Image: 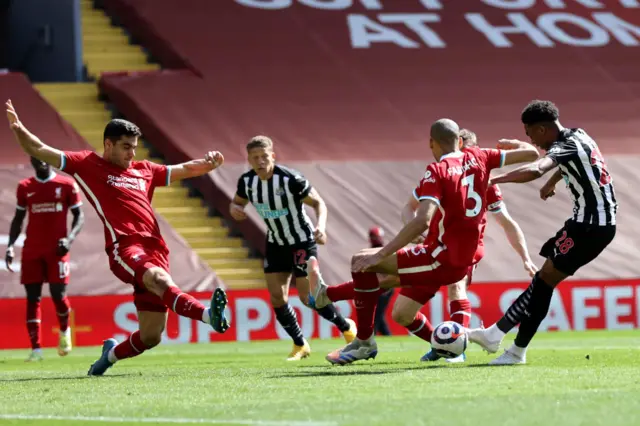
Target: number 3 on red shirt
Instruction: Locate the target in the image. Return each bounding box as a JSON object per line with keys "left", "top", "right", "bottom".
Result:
{"left": 462, "top": 174, "right": 482, "bottom": 217}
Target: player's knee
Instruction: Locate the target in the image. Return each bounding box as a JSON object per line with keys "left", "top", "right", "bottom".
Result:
{"left": 50, "top": 284, "right": 67, "bottom": 301}
{"left": 270, "top": 292, "right": 287, "bottom": 308}
{"left": 144, "top": 267, "right": 173, "bottom": 295}
{"left": 391, "top": 305, "right": 414, "bottom": 326}
{"left": 25, "top": 285, "right": 43, "bottom": 303}
{"left": 447, "top": 282, "right": 466, "bottom": 301}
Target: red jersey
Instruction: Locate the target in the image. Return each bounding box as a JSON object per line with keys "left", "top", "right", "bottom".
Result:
{"left": 60, "top": 151, "right": 171, "bottom": 250}
{"left": 413, "top": 146, "right": 505, "bottom": 268}
{"left": 16, "top": 173, "right": 82, "bottom": 259}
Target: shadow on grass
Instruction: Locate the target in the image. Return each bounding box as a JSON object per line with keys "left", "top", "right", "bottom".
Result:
{"left": 0, "top": 373, "right": 131, "bottom": 383}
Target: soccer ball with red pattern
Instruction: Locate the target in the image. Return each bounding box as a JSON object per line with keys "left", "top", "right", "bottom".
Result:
{"left": 430, "top": 321, "right": 468, "bottom": 359}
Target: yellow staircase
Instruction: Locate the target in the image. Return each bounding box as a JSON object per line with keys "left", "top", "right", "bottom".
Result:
{"left": 33, "top": 1, "right": 265, "bottom": 290}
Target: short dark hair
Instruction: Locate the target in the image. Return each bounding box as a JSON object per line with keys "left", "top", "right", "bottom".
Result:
{"left": 459, "top": 128, "right": 477, "bottom": 148}
{"left": 430, "top": 118, "right": 459, "bottom": 146}
{"left": 521, "top": 100, "right": 559, "bottom": 125}
{"left": 103, "top": 119, "right": 141, "bottom": 144}
{"left": 246, "top": 135, "right": 273, "bottom": 152}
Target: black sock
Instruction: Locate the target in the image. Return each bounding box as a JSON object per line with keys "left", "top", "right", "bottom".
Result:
{"left": 514, "top": 278, "right": 554, "bottom": 348}
{"left": 316, "top": 304, "right": 350, "bottom": 332}
{"left": 496, "top": 273, "right": 539, "bottom": 333}
{"left": 274, "top": 304, "right": 305, "bottom": 346}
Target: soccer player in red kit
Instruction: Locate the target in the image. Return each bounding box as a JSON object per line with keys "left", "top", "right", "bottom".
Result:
{"left": 308, "top": 118, "right": 539, "bottom": 364}
{"left": 5, "top": 157, "right": 84, "bottom": 361}
{"left": 6, "top": 99, "right": 230, "bottom": 375}
{"left": 393, "top": 129, "right": 537, "bottom": 363}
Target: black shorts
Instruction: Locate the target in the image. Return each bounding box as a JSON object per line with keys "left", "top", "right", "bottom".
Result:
{"left": 264, "top": 241, "right": 318, "bottom": 278}
{"left": 540, "top": 220, "right": 616, "bottom": 276}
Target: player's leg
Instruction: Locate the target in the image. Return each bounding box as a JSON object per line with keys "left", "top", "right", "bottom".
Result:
{"left": 374, "top": 288, "right": 394, "bottom": 336}
{"left": 294, "top": 247, "right": 356, "bottom": 343}
{"left": 391, "top": 292, "right": 433, "bottom": 343}
{"left": 448, "top": 272, "right": 472, "bottom": 328}
{"left": 24, "top": 282, "right": 44, "bottom": 362}
{"left": 266, "top": 272, "right": 309, "bottom": 360}
{"left": 49, "top": 283, "right": 72, "bottom": 356}
{"left": 143, "top": 266, "right": 228, "bottom": 333}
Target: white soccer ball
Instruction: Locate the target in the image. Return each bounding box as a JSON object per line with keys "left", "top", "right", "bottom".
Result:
{"left": 430, "top": 321, "right": 468, "bottom": 359}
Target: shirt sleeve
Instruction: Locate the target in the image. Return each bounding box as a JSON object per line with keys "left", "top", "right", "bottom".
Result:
{"left": 67, "top": 181, "right": 83, "bottom": 209}
{"left": 412, "top": 164, "right": 442, "bottom": 205}
{"left": 288, "top": 172, "right": 312, "bottom": 199}
{"left": 236, "top": 176, "right": 249, "bottom": 200}
{"left": 546, "top": 140, "right": 577, "bottom": 166}
{"left": 16, "top": 183, "right": 26, "bottom": 211}
{"left": 487, "top": 184, "right": 504, "bottom": 213}
{"left": 482, "top": 148, "right": 506, "bottom": 171}
{"left": 148, "top": 161, "right": 171, "bottom": 188}
{"left": 59, "top": 150, "right": 92, "bottom": 175}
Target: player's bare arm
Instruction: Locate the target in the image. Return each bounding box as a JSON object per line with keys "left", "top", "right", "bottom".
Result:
{"left": 491, "top": 156, "right": 556, "bottom": 185}
{"left": 5, "top": 208, "right": 26, "bottom": 273}
{"left": 492, "top": 207, "right": 537, "bottom": 278}
{"left": 58, "top": 207, "right": 85, "bottom": 256}
{"left": 5, "top": 100, "right": 63, "bottom": 168}
{"left": 540, "top": 169, "right": 563, "bottom": 200}
{"left": 352, "top": 199, "right": 438, "bottom": 272}
{"left": 401, "top": 195, "right": 425, "bottom": 244}
{"left": 229, "top": 194, "right": 249, "bottom": 221}
{"left": 169, "top": 151, "right": 224, "bottom": 182}
{"left": 302, "top": 187, "right": 328, "bottom": 244}
{"left": 496, "top": 139, "right": 540, "bottom": 166}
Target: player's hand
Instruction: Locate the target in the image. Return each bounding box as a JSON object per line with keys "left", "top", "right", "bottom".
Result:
{"left": 229, "top": 203, "right": 247, "bottom": 221}
{"left": 57, "top": 238, "right": 71, "bottom": 256}
{"left": 540, "top": 181, "right": 556, "bottom": 200}
{"left": 204, "top": 151, "right": 224, "bottom": 170}
{"left": 352, "top": 251, "right": 384, "bottom": 273}
{"left": 523, "top": 259, "right": 538, "bottom": 278}
{"left": 6, "top": 99, "right": 23, "bottom": 132}
{"left": 411, "top": 232, "right": 426, "bottom": 245}
{"left": 497, "top": 139, "right": 528, "bottom": 150}
{"left": 314, "top": 228, "right": 327, "bottom": 245}
{"left": 5, "top": 246, "right": 15, "bottom": 273}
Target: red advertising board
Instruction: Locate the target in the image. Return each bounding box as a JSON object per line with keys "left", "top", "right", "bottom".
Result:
{"left": 1, "top": 280, "right": 638, "bottom": 349}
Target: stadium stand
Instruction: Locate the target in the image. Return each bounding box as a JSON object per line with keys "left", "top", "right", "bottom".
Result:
{"left": 96, "top": 0, "right": 640, "bottom": 285}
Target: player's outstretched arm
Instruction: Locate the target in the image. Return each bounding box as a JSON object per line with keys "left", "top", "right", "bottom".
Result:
{"left": 5, "top": 208, "right": 26, "bottom": 272}
{"left": 401, "top": 195, "right": 426, "bottom": 244}
{"left": 6, "top": 100, "right": 62, "bottom": 168}
{"left": 169, "top": 151, "right": 224, "bottom": 183}
{"left": 540, "top": 169, "right": 563, "bottom": 200}
{"left": 352, "top": 199, "right": 438, "bottom": 272}
{"left": 491, "top": 156, "right": 556, "bottom": 185}
{"left": 497, "top": 139, "right": 540, "bottom": 166}
{"left": 302, "top": 188, "right": 328, "bottom": 244}
{"left": 492, "top": 206, "right": 537, "bottom": 278}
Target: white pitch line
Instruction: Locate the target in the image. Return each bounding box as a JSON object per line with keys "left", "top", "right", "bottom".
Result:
{"left": 0, "top": 414, "right": 337, "bottom": 426}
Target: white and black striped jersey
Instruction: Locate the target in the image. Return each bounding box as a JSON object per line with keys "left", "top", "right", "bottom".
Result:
{"left": 236, "top": 165, "right": 315, "bottom": 246}
{"left": 546, "top": 128, "right": 617, "bottom": 226}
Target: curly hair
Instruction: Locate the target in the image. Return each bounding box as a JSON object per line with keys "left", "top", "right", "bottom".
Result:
{"left": 521, "top": 100, "right": 559, "bottom": 125}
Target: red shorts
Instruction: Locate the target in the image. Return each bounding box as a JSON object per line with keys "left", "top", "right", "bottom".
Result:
{"left": 21, "top": 253, "right": 71, "bottom": 285}
{"left": 396, "top": 245, "right": 469, "bottom": 304}
{"left": 107, "top": 236, "right": 170, "bottom": 313}
{"left": 398, "top": 263, "right": 476, "bottom": 305}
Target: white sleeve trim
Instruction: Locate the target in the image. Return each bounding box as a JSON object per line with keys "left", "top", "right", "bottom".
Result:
{"left": 166, "top": 166, "right": 173, "bottom": 186}
{"left": 70, "top": 202, "right": 83, "bottom": 209}
{"left": 16, "top": 205, "right": 26, "bottom": 211}
{"left": 418, "top": 195, "right": 440, "bottom": 206}
{"left": 60, "top": 152, "right": 66, "bottom": 171}
{"left": 499, "top": 150, "right": 506, "bottom": 168}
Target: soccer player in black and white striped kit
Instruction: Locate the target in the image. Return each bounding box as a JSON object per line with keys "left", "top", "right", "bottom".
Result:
{"left": 230, "top": 136, "right": 356, "bottom": 360}
{"left": 468, "top": 100, "right": 617, "bottom": 365}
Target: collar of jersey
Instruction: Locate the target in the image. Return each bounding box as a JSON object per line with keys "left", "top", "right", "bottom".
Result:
{"left": 440, "top": 151, "right": 464, "bottom": 161}
{"left": 35, "top": 172, "right": 56, "bottom": 183}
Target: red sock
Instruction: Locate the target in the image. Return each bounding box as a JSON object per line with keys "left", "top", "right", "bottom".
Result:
{"left": 405, "top": 312, "right": 433, "bottom": 343}
{"left": 326, "top": 280, "right": 355, "bottom": 301}
{"left": 113, "top": 330, "right": 148, "bottom": 361}
{"left": 161, "top": 286, "right": 206, "bottom": 321}
{"left": 52, "top": 297, "right": 71, "bottom": 332}
{"left": 450, "top": 299, "right": 472, "bottom": 327}
{"left": 353, "top": 272, "right": 383, "bottom": 340}
{"left": 26, "top": 300, "right": 42, "bottom": 350}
